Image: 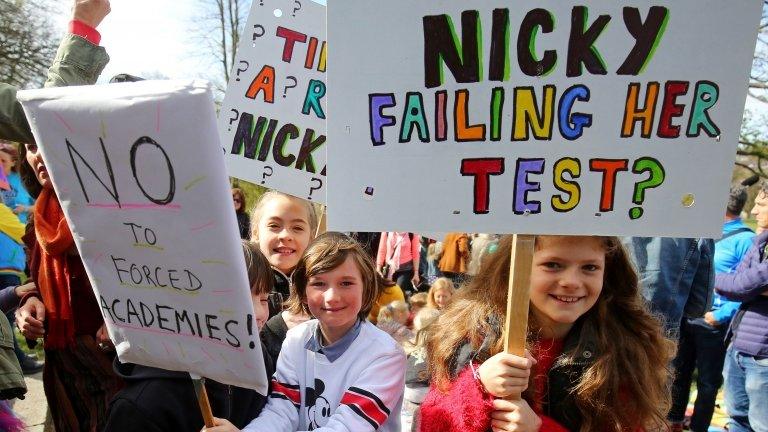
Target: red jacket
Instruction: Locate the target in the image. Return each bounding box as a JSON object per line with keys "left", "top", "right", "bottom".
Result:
{"left": 418, "top": 366, "right": 569, "bottom": 432}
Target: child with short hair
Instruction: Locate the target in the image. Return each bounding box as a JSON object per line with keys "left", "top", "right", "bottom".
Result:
{"left": 251, "top": 191, "right": 318, "bottom": 366}
{"left": 426, "top": 278, "right": 453, "bottom": 310}
{"left": 207, "top": 232, "right": 406, "bottom": 432}
{"left": 104, "top": 241, "right": 275, "bottom": 431}
{"left": 420, "top": 235, "right": 674, "bottom": 432}
{"left": 377, "top": 300, "right": 413, "bottom": 345}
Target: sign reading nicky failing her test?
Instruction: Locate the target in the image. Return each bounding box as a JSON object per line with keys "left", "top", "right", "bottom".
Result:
{"left": 17, "top": 80, "right": 268, "bottom": 393}
{"left": 327, "top": 0, "right": 761, "bottom": 237}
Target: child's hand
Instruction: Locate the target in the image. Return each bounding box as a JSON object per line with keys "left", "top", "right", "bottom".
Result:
{"left": 477, "top": 350, "right": 536, "bottom": 398}
{"left": 490, "top": 398, "right": 542, "bottom": 432}
{"left": 201, "top": 417, "right": 239, "bottom": 432}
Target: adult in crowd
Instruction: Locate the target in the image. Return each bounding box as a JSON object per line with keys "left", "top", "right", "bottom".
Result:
{"left": 669, "top": 184, "right": 755, "bottom": 432}
{"left": 350, "top": 232, "right": 381, "bottom": 261}
{"left": 12, "top": 2, "right": 124, "bottom": 431}
{"left": 438, "top": 232, "right": 469, "bottom": 288}
{"left": 377, "top": 231, "right": 420, "bottom": 295}
{"left": 0, "top": 143, "right": 34, "bottom": 224}
{"left": 232, "top": 187, "right": 250, "bottom": 239}
{"left": 716, "top": 181, "right": 768, "bottom": 432}
{"left": 622, "top": 236, "right": 715, "bottom": 340}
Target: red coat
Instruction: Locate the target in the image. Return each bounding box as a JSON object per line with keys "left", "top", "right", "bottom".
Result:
{"left": 418, "top": 366, "right": 569, "bottom": 432}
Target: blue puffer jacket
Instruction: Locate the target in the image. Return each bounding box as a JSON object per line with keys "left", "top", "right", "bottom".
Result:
{"left": 715, "top": 230, "right": 768, "bottom": 357}
{"left": 0, "top": 231, "right": 24, "bottom": 277}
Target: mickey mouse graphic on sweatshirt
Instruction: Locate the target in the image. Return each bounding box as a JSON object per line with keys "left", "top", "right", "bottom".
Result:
{"left": 242, "top": 319, "right": 406, "bottom": 432}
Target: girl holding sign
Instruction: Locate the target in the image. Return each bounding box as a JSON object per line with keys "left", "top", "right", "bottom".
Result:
{"left": 206, "top": 232, "right": 406, "bottom": 432}
{"left": 419, "top": 235, "right": 674, "bottom": 432}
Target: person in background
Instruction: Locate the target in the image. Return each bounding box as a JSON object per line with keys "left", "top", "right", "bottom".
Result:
{"left": 407, "top": 292, "right": 428, "bottom": 328}
{"left": 427, "top": 277, "right": 453, "bottom": 311}
{"left": 669, "top": 183, "right": 755, "bottom": 432}
{"left": 232, "top": 188, "right": 250, "bottom": 240}
{"left": 368, "top": 274, "right": 405, "bottom": 325}
{"left": 715, "top": 181, "right": 768, "bottom": 432}
{"left": 622, "top": 235, "right": 715, "bottom": 340}
{"left": 402, "top": 307, "right": 441, "bottom": 432}
{"left": 376, "top": 300, "right": 413, "bottom": 345}
{"left": 377, "top": 232, "right": 421, "bottom": 296}
{"left": 425, "top": 240, "right": 443, "bottom": 284}
{"left": 0, "top": 143, "right": 34, "bottom": 224}
{"left": 13, "top": 2, "right": 119, "bottom": 430}
{"left": 438, "top": 232, "right": 469, "bottom": 288}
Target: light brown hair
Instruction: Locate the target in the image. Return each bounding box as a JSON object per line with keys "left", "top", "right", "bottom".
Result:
{"left": 427, "top": 235, "right": 674, "bottom": 432}
{"left": 287, "top": 232, "right": 380, "bottom": 320}
{"left": 409, "top": 292, "right": 428, "bottom": 309}
{"left": 241, "top": 241, "right": 273, "bottom": 295}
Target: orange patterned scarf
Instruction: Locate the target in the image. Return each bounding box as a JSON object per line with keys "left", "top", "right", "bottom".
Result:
{"left": 33, "top": 188, "right": 75, "bottom": 348}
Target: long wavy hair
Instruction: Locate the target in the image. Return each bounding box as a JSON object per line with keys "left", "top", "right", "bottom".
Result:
{"left": 427, "top": 235, "right": 674, "bottom": 432}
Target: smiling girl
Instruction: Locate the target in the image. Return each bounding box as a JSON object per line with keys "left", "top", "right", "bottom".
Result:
{"left": 207, "top": 232, "right": 406, "bottom": 432}
{"left": 419, "top": 235, "right": 674, "bottom": 432}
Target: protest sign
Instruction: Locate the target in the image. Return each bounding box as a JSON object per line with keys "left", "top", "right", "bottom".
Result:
{"left": 219, "top": 0, "right": 327, "bottom": 203}
{"left": 327, "top": 0, "right": 762, "bottom": 237}
{"left": 17, "top": 80, "right": 268, "bottom": 393}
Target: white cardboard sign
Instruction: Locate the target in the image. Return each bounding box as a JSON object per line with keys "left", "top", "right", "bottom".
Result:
{"left": 327, "top": 0, "right": 761, "bottom": 237}
{"left": 219, "top": 0, "right": 327, "bottom": 203}
{"left": 18, "top": 80, "right": 267, "bottom": 393}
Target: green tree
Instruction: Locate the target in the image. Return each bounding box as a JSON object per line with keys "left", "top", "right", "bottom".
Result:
{"left": 0, "top": 0, "right": 60, "bottom": 88}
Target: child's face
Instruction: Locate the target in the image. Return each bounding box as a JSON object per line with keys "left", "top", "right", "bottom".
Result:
{"left": 251, "top": 291, "right": 270, "bottom": 330}
{"left": 254, "top": 196, "right": 311, "bottom": 274}
{"left": 305, "top": 255, "right": 364, "bottom": 345}
{"left": 529, "top": 236, "right": 605, "bottom": 338}
{"left": 434, "top": 288, "right": 452, "bottom": 309}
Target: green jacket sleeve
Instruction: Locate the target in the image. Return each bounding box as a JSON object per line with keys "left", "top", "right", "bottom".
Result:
{"left": 0, "top": 34, "right": 109, "bottom": 143}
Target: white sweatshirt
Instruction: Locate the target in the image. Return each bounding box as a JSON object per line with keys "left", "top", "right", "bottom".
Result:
{"left": 243, "top": 320, "right": 406, "bottom": 432}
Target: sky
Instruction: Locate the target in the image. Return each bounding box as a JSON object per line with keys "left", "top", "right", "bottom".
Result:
{"left": 53, "top": 0, "right": 325, "bottom": 84}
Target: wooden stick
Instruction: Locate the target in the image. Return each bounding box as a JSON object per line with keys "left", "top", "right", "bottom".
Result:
{"left": 315, "top": 205, "right": 327, "bottom": 237}
{"left": 190, "top": 374, "right": 215, "bottom": 428}
{"left": 503, "top": 234, "right": 535, "bottom": 399}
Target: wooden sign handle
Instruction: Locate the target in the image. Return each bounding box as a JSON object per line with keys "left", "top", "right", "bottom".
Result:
{"left": 316, "top": 205, "right": 327, "bottom": 238}
{"left": 190, "top": 374, "right": 215, "bottom": 427}
{"left": 503, "top": 234, "right": 535, "bottom": 400}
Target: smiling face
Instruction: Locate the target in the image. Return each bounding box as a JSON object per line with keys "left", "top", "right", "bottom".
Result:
{"left": 305, "top": 255, "right": 364, "bottom": 345}
{"left": 254, "top": 195, "right": 311, "bottom": 274}
{"left": 24, "top": 143, "right": 51, "bottom": 189}
{"left": 434, "top": 288, "right": 452, "bottom": 309}
{"left": 529, "top": 236, "right": 606, "bottom": 339}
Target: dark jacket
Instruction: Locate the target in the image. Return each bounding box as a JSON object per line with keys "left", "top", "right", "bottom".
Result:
{"left": 260, "top": 313, "right": 288, "bottom": 369}
{"left": 267, "top": 268, "right": 291, "bottom": 318}
{"left": 716, "top": 230, "right": 768, "bottom": 357}
{"left": 103, "top": 342, "right": 274, "bottom": 432}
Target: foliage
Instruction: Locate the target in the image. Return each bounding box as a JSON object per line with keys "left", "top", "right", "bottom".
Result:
{"left": 0, "top": 0, "right": 60, "bottom": 88}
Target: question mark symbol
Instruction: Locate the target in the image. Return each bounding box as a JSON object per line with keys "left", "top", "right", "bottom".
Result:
{"left": 227, "top": 108, "right": 239, "bottom": 132}
{"left": 283, "top": 76, "right": 298, "bottom": 98}
{"left": 629, "top": 157, "right": 665, "bottom": 220}
{"left": 259, "top": 0, "right": 263, "bottom": 5}
{"left": 252, "top": 24, "right": 265, "bottom": 44}
{"left": 307, "top": 177, "right": 323, "bottom": 200}
{"left": 292, "top": 0, "right": 301, "bottom": 16}
{"left": 261, "top": 166, "right": 274, "bottom": 185}
{"left": 235, "top": 60, "right": 249, "bottom": 82}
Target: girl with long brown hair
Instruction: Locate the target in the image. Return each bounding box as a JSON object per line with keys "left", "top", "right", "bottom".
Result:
{"left": 419, "top": 235, "right": 674, "bottom": 432}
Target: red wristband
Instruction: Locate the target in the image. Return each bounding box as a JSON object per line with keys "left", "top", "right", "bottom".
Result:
{"left": 69, "top": 20, "right": 101, "bottom": 45}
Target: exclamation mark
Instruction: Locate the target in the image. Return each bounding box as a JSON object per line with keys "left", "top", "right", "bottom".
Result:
{"left": 247, "top": 314, "right": 256, "bottom": 349}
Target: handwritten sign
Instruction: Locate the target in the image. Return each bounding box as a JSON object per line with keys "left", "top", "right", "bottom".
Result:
{"left": 327, "top": 1, "right": 761, "bottom": 237}
{"left": 18, "top": 80, "right": 267, "bottom": 393}
{"left": 219, "top": 0, "right": 327, "bottom": 203}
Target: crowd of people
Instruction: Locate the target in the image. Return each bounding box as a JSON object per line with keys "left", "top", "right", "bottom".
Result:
{"left": 0, "top": 1, "right": 767, "bottom": 431}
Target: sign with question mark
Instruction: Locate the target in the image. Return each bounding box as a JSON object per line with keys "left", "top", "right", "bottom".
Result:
{"left": 327, "top": 0, "right": 762, "bottom": 238}
{"left": 218, "top": 0, "right": 327, "bottom": 205}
